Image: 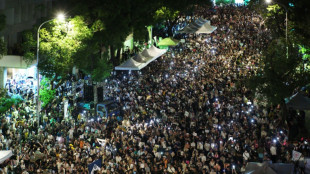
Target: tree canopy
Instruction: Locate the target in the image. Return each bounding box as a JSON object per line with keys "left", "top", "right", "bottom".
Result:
{"left": 68, "top": 0, "right": 211, "bottom": 65}
{"left": 247, "top": 0, "right": 310, "bottom": 105}
{"left": 22, "top": 16, "right": 93, "bottom": 83}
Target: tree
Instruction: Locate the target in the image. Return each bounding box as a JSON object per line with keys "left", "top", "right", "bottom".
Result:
{"left": 248, "top": 38, "right": 309, "bottom": 105}
{"left": 22, "top": 16, "right": 93, "bottom": 88}
{"left": 0, "top": 89, "right": 23, "bottom": 115}
{"left": 39, "top": 78, "right": 56, "bottom": 108}
{"left": 69, "top": 0, "right": 212, "bottom": 66}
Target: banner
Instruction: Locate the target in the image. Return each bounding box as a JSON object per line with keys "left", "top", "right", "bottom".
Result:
{"left": 88, "top": 159, "right": 102, "bottom": 174}
{"left": 64, "top": 99, "right": 69, "bottom": 118}
{"left": 292, "top": 150, "right": 302, "bottom": 161}
{"left": 97, "top": 138, "right": 106, "bottom": 146}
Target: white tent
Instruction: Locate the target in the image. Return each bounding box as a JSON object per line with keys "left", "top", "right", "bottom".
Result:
{"left": 141, "top": 45, "right": 167, "bottom": 65}
{"left": 115, "top": 58, "right": 146, "bottom": 71}
{"left": 196, "top": 23, "right": 217, "bottom": 34}
{"left": 116, "top": 45, "right": 167, "bottom": 71}
{"left": 133, "top": 53, "right": 149, "bottom": 63}
{"left": 178, "top": 18, "right": 217, "bottom": 34}
{"left": 0, "top": 150, "right": 12, "bottom": 164}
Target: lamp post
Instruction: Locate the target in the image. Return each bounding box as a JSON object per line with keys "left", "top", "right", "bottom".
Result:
{"left": 36, "top": 13, "right": 65, "bottom": 125}
{"left": 266, "top": 0, "right": 288, "bottom": 59}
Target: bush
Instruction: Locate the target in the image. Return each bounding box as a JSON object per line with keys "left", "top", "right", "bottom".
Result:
{"left": 0, "top": 89, "right": 23, "bottom": 114}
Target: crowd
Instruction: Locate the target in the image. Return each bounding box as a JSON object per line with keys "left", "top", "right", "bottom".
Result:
{"left": 0, "top": 5, "right": 309, "bottom": 174}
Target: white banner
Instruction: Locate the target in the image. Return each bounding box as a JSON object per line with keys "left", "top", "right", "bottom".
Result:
{"left": 64, "top": 99, "right": 69, "bottom": 118}
{"left": 97, "top": 138, "right": 106, "bottom": 146}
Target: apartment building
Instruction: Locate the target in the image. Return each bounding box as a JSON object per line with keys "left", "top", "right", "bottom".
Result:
{"left": 0, "top": 0, "right": 54, "bottom": 52}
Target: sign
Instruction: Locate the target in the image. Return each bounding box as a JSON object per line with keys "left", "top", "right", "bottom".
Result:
{"left": 64, "top": 99, "right": 69, "bottom": 118}
{"left": 97, "top": 138, "right": 106, "bottom": 146}
{"left": 292, "top": 150, "right": 302, "bottom": 161}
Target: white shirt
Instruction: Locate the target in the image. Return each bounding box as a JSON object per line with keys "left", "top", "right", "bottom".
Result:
{"left": 243, "top": 151, "right": 250, "bottom": 161}
{"left": 270, "top": 146, "right": 277, "bottom": 155}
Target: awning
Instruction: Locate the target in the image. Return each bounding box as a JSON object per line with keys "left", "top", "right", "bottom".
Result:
{"left": 178, "top": 17, "right": 217, "bottom": 34}
{"left": 115, "top": 45, "right": 167, "bottom": 71}
{"left": 115, "top": 58, "right": 146, "bottom": 71}
{"left": 0, "top": 150, "right": 12, "bottom": 164}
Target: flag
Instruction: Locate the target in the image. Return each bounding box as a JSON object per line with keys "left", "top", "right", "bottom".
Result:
{"left": 88, "top": 159, "right": 102, "bottom": 174}
{"left": 292, "top": 150, "right": 302, "bottom": 161}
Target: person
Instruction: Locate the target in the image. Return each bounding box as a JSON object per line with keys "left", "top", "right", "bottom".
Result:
{"left": 0, "top": 5, "right": 309, "bottom": 173}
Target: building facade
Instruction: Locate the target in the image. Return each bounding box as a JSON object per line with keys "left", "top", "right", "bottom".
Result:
{"left": 0, "top": 0, "right": 54, "bottom": 53}
{"left": 0, "top": 0, "right": 55, "bottom": 88}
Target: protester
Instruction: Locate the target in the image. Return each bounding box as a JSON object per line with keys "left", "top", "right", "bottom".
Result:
{"left": 0, "top": 5, "right": 309, "bottom": 174}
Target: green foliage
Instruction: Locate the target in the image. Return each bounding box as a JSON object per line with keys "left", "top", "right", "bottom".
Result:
{"left": 90, "top": 54, "right": 113, "bottom": 82}
{"left": 39, "top": 16, "right": 92, "bottom": 78}
{"left": 0, "top": 89, "right": 23, "bottom": 114}
{"left": 70, "top": 0, "right": 212, "bottom": 64}
{"left": 299, "top": 45, "right": 310, "bottom": 70}
{"left": 39, "top": 78, "right": 56, "bottom": 108}
{"left": 154, "top": 6, "right": 179, "bottom": 23}
{"left": 21, "top": 16, "right": 93, "bottom": 80}
{"left": 0, "top": 38, "right": 6, "bottom": 57}
{"left": 21, "top": 30, "right": 36, "bottom": 64}
{"left": 248, "top": 38, "right": 310, "bottom": 105}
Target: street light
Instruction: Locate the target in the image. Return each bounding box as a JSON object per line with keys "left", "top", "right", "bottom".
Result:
{"left": 266, "top": 0, "right": 288, "bottom": 59}
{"left": 36, "top": 13, "right": 65, "bottom": 125}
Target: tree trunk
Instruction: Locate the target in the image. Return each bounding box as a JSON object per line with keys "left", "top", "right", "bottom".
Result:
{"left": 116, "top": 49, "right": 121, "bottom": 65}
{"left": 110, "top": 45, "right": 117, "bottom": 66}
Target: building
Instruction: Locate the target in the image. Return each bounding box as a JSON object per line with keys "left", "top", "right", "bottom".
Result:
{"left": 0, "top": 0, "right": 56, "bottom": 88}
{"left": 0, "top": 0, "right": 54, "bottom": 53}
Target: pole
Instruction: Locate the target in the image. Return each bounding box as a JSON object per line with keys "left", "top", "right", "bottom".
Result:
{"left": 276, "top": 3, "right": 288, "bottom": 59}
{"left": 36, "top": 19, "right": 53, "bottom": 125}
{"left": 285, "top": 11, "right": 288, "bottom": 59}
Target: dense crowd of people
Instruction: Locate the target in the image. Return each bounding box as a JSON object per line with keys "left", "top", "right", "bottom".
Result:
{"left": 0, "top": 5, "right": 309, "bottom": 174}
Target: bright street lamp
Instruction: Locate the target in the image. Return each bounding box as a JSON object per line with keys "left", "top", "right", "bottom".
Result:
{"left": 266, "top": 0, "right": 288, "bottom": 59}
{"left": 36, "top": 13, "right": 65, "bottom": 125}
{"left": 266, "top": 0, "right": 272, "bottom": 4}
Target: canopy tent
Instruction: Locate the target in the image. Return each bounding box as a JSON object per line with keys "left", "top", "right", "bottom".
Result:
{"left": 115, "top": 45, "right": 167, "bottom": 71}
{"left": 286, "top": 92, "right": 310, "bottom": 110}
{"left": 157, "top": 37, "right": 179, "bottom": 46}
{"left": 178, "top": 17, "right": 217, "bottom": 34}
{"left": 141, "top": 45, "right": 167, "bottom": 65}
{"left": 245, "top": 162, "right": 294, "bottom": 174}
{"left": 0, "top": 150, "right": 12, "bottom": 164}
{"left": 115, "top": 58, "right": 146, "bottom": 71}
{"left": 196, "top": 23, "right": 217, "bottom": 34}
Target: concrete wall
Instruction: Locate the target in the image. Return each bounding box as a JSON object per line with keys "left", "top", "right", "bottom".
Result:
{"left": 0, "top": 66, "right": 6, "bottom": 88}
{"left": 0, "top": 55, "right": 36, "bottom": 88}
{"left": 0, "top": 55, "right": 36, "bottom": 68}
